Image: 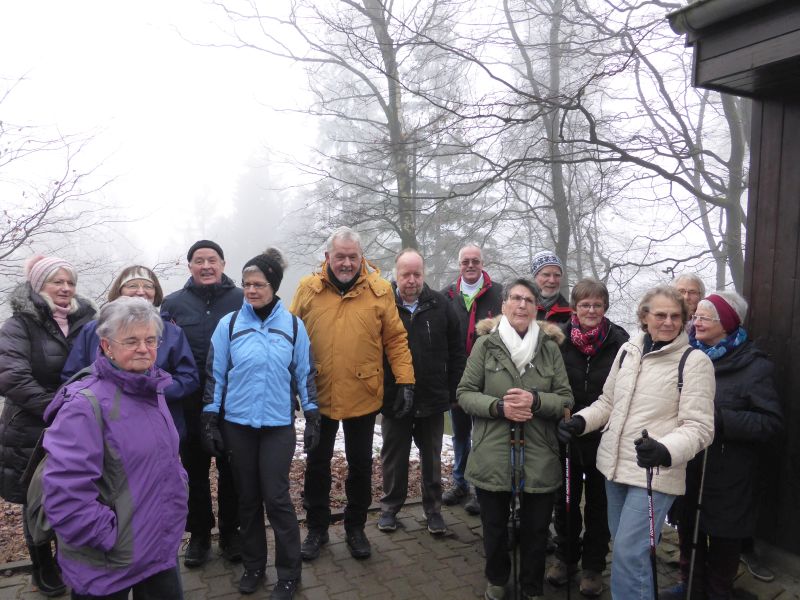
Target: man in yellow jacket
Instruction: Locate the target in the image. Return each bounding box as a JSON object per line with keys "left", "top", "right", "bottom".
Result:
{"left": 290, "top": 227, "right": 415, "bottom": 561}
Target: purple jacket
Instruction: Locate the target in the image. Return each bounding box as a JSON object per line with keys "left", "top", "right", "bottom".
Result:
{"left": 42, "top": 354, "right": 188, "bottom": 596}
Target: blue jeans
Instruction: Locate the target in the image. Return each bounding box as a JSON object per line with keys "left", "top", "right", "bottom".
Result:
{"left": 605, "top": 480, "right": 675, "bottom": 600}
{"left": 449, "top": 404, "right": 472, "bottom": 490}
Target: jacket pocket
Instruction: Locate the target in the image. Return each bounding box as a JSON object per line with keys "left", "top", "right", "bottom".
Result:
{"left": 355, "top": 362, "right": 382, "bottom": 397}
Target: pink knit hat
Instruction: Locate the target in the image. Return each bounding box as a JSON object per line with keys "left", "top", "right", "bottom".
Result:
{"left": 24, "top": 255, "right": 76, "bottom": 293}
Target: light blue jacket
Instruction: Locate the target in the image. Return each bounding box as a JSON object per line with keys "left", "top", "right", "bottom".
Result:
{"left": 203, "top": 299, "right": 317, "bottom": 426}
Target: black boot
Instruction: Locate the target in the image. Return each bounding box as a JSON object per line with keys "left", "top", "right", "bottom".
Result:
{"left": 29, "top": 542, "right": 66, "bottom": 597}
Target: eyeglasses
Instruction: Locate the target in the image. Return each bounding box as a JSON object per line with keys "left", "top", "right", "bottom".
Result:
{"left": 460, "top": 258, "right": 481, "bottom": 266}
{"left": 45, "top": 279, "right": 76, "bottom": 288}
{"left": 576, "top": 303, "right": 604, "bottom": 311}
{"left": 122, "top": 282, "right": 155, "bottom": 292}
{"left": 692, "top": 315, "right": 720, "bottom": 324}
{"left": 110, "top": 336, "right": 162, "bottom": 350}
{"left": 507, "top": 294, "right": 536, "bottom": 305}
{"left": 649, "top": 312, "right": 682, "bottom": 323}
{"left": 242, "top": 281, "right": 271, "bottom": 290}
{"left": 677, "top": 288, "right": 701, "bottom": 298}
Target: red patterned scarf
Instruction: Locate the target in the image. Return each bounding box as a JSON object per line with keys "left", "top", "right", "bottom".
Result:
{"left": 570, "top": 314, "right": 609, "bottom": 356}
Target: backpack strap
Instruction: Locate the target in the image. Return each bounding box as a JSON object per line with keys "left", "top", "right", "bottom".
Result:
{"left": 617, "top": 349, "right": 627, "bottom": 370}
{"left": 292, "top": 314, "right": 298, "bottom": 345}
{"left": 677, "top": 347, "right": 694, "bottom": 393}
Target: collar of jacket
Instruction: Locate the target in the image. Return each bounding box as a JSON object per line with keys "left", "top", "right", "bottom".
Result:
{"left": 449, "top": 270, "right": 495, "bottom": 300}
{"left": 391, "top": 282, "right": 435, "bottom": 311}
{"left": 240, "top": 297, "right": 284, "bottom": 325}
{"left": 94, "top": 352, "right": 172, "bottom": 399}
{"left": 184, "top": 272, "right": 238, "bottom": 297}
{"left": 630, "top": 330, "right": 690, "bottom": 359}
{"left": 308, "top": 258, "right": 387, "bottom": 298}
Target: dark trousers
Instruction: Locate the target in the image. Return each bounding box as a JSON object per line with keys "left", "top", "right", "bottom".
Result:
{"left": 677, "top": 522, "right": 742, "bottom": 599}
{"left": 304, "top": 412, "right": 376, "bottom": 532}
{"left": 70, "top": 566, "right": 182, "bottom": 600}
{"left": 380, "top": 412, "right": 444, "bottom": 516}
{"left": 222, "top": 421, "right": 301, "bottom": 579}
{"left": 476, "top": 487, "right": 554, "bottom": 597}
{"left": 181, "top": 398, "right": 238, "bottom": 538}
{"left": 449, "top": 404, "right": 472, "bottom": 490}
{"left": 552, "top": 441, "right": 610, "bottom": 572}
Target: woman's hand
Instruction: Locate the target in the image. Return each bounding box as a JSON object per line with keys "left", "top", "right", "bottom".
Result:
{"left": 502, "top": 388, "right": 535, "bottom": 422}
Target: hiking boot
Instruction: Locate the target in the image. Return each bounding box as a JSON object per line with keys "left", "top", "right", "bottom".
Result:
{"left": 485, "top": 582, "right": 506, "bottom": 600}
{"left": 270, "top": 577, "right": 299, "bottom": 600}
{"left": 184, "top": 533, "right": 211, "bottom": 568}
{"left": 219, "top": 529, "right": 243, "bottom": 562}
{"left": 238, "top": 568, "right": 265, "bottom": 594}
{"left": 545, "top": 559, "right": 573, "bottom": 586}
{"left": 345, "top": 528, "right": 372, "bottom": 559}
{"left": 579, "top": 570, "right": 603, "bottom": 597}
{"left": 741, "top": 551, "right": 776, "bottom": 582}
{"left": 427, "top": 512, "right": 447, "bottom": 535}
{"left": 377, "top": 511, "right": 398, "bottom": 532}
{"left": 442, "top": 484, "right": 469, "bottom": 505}
{"left": 300, "top": 530, "right": 329, "bottom": 561}
{"left": 658, "top": 582, "right": 686, "bottom": 600}
{"left": 29, "top": 543, "right": 66, "bottom": 597}
{"left": 464, "top": 491, "right": 481, "bottom": 515}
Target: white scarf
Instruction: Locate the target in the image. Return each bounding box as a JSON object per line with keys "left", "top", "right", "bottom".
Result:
{"left": 498, "top": 315, "right": 540, "bottom": 374}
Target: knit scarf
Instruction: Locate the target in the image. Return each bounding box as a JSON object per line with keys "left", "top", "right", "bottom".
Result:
{"left": 569, "top": 314, "right": 609, "bottom": 357}
{"left": 498, "top": 315, "right": 539, "bottom": 374}
{"left": 690, "top": 326, "right": 747, "bottom": 361}
{"left": 52, "top": 305, "right": 70, "bottom": 337}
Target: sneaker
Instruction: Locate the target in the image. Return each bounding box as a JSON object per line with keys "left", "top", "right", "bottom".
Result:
{"left": 545, "top": 559, "right": 572, "bottom": 586}
{"left": 270, "top": 578, "right": 300, "bottom": 600}
{"left": 464, "top": 492, "right": 481, "bottom": 515}
{"left": 377, "top": 511, "right": 398, "bottom": 532}
{"left": 183, "top": 533, "right": 211, "bottom": 568}
{"left": 579, "top": 570, "right": 604, "bottom": 597}
{"left": 239, "top": 568, "right": 265, "bottom": 594}
{"left": 741, "top": 551, "right": 776, "bottom": 582}
{"left": 345, "top": 528, "right": 372, "bottom": 559}
{"left": 300, "top": 530, "right": 329, "bottom": 561}
{"left": 427, "top": 512, "right": 447, "bottom": 535}
{"left": 442, "top": 484, "right": 469, "bottom": 505}
{"left": 219, "top": 529, "right": 243, "bottom": 562}
{"left": 485, "top": 582, "right": 506, "bottom": 600}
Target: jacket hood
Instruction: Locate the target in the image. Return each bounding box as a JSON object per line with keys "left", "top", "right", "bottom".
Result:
{"left": 8, "top": 282, "right": 95, "bottom": 325}
{"left": 475, "top": 315, "right": 566, "bottom": 345}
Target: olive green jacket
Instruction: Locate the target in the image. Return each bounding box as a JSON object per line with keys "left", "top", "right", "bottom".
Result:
{"left": 456, "top": 318, "right": 573, "bottom": 493}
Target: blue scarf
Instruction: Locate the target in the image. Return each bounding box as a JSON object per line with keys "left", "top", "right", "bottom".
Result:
{"left": 690, "top": 326, "right": 747, "bottom": 361}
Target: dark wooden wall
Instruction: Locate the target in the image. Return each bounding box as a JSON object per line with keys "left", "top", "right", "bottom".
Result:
{"left": 743, "top": 99, "right": 800, "bottom": 553}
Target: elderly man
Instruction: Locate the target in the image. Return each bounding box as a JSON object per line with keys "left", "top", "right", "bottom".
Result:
{"left": 671, "top": 272, "right": 706, "bottom": 318}
{"left": 378, "top": 249, "right": 466, "bottom": 536}
{"left": 441, "top": 244, "right": 503, "bottom": 515}
{"left": 291, "top": 227, "right": 414, "bottom": 561}
{"left": 531, "top": 250, "right": 572, "bottom": 323}
{"left": 161, "top": 240, "right": 243, "bottom": 567}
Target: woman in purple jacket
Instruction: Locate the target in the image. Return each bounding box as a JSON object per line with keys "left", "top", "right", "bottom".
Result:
{"left": 43, "top": 297, "right": 189, "bottom": 599}
{"left": 62, "top": 265, "right": 198, "bottom": 439}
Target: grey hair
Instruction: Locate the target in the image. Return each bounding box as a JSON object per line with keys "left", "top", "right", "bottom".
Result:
{"left": 96, "top": 296, "right": 164, "bottom": 340}
{"left": 637, "top": 284, "right": 687, "bottom": 331}
{"left": 458, "top": 244, "right": 483, "bottom": 262}
{"left": 326, "top": 227, "right": 362, "bottom": 253}
{"left": 503, "top": 278, "right": 541, "bottom": 302}
{"left": 697, "top": 290, "right": 748, "bottom": 324}
{"left": 671, "top": 273, "right": 706, "bottom": 298}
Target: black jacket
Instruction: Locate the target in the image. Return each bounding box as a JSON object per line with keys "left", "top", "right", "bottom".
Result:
{"left": 161, "top": 274, "right": 243, "bottom": 389}
{"left": 537, "top": 292, "right": 572, "bottom": 323}
{"left": 441, "top": 271, "right": 503, "bottom": 355}
{"left": 0, "top": 283, "right": 95, "bottom": 503}
{"left": 383, "top": 284, "right": 466, "bottom": 418}
{"left": 684, "top": 340, "right": 783, "bottom": 538}
{"left": 559, "top": 319, "right": 629, "bottom": 465}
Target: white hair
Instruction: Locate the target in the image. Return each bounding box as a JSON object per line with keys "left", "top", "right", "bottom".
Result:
{"left": 457, "top": 244, "right": 483, "bottom": 262}
{"left": 671, "top": 273, "right": 706, "bottom": 297}
{"left": 326, "top": 227, "right": 363, "bottom": 253}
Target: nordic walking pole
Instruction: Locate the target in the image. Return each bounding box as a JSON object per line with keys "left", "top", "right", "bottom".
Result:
{"left": 642, "top": 429, "right": 659, "bottom": 600}
{"left": 563, "top": 408, "right": 572, "bottom": 600}
{"left": 686, "top": 448, "right": 709, "bottom": 600}
{"left": 510, "top": 422, "right": 525, "bottom": 600}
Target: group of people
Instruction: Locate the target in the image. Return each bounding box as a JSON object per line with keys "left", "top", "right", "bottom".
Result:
{"left": 0, "top": 230, "right": 783, "bottom": 600}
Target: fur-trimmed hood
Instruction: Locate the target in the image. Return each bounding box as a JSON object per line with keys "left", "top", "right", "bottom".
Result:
{"left": 475, "top": 315, "right": 566, "bottom": 345}
{"left": 8, "top": 281, "right": 95, "bottom": 325}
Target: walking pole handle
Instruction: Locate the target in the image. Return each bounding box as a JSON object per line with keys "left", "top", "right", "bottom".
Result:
{"left": 642, "top": 429, "right": 649, "bottom": 439}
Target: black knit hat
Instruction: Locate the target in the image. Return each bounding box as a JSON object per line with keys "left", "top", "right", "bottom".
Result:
{"left": 243, "top": 254, "right": 283, "bottom": 292}
{"left": 187, "top": 240, "right": 224, "bottom": 262}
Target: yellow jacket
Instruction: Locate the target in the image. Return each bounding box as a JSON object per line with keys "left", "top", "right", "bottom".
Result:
{"left": 289, "top": 260, "right": 414, "bottom": 420}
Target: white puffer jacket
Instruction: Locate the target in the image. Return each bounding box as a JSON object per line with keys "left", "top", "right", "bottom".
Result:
{"left": 577, "top": 331, "right": 715, "bottom": 496}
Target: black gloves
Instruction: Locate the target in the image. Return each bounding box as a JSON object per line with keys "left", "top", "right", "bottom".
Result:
{"left": 200, "top": 412, "right": 225, "bottom": 458}
{"left": 634, "top": 434, "right": 672, "bottom": 468}
{"left": 557, "top": 415, "right": 585, "bottom": 444}
{"left": 304, "top": 409, "right": 321, "bottom": 453}
{"left": 394, "top": 384, "right": 415, "bottom": 419}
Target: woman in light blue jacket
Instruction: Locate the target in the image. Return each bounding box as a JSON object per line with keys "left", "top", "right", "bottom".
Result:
{"left": 202, "top": 250, "right": 319, "bottom": 599}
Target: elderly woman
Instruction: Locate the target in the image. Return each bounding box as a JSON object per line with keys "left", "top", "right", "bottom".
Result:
{"left": 202, "top": 250, "right": 319, "bottom": 598}
{"left": 661, "top": 292, "right": 783, "bottom": 600}
{"left": 559, "top": 284, "right": 716, "bottom": 599}
{"left": 0, "top": 254, "right": 95, "bottom": 596}
{"left": 41, "top": 296, "right": 188, "bottom": 599}
{"left": 457, "top": 278, "right": 573, "bottom": 600}
{"left": 547, "top": 278, "right": 629, "bottom": 597}
{"left": 62, "top": 265, "right": 199, "bottom": 439}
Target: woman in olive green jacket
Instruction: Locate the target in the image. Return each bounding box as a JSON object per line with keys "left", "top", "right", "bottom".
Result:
{"left": 457, "top": 278, "right": 573, "bottom": 600}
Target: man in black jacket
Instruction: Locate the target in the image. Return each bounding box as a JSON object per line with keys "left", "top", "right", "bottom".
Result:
{"left": 161, "top": 240, "right": 244, "bottom": 567}
{"left": 441, "top": 244, "right": 503, "bottom": 515}
{"left": 378, "top": 249, "right": 466, "bottom": 535}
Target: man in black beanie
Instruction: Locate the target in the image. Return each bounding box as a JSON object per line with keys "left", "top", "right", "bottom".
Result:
{"left": 161, "top": 240, "right": 243, "bottom": 567}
